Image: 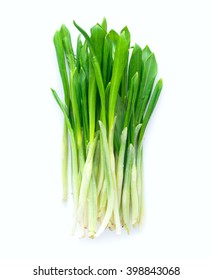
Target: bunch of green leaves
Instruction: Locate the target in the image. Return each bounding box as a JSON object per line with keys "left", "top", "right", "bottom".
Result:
{"left": 51, "top": 18, "right": 162, "bottom": 238}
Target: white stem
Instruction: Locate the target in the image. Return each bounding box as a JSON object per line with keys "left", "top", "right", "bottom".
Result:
{"left": 109, "top": 123, "right": 121, "bottom": 235}
{"left": 77, "top": 136, "right": 98, "bottom": 226}
{"left": 62, "top": 121, "right": 69, "bottom": 201}
{"left": 69, "top": 128, "right": 79, "bottom": 235}
{"left": 88, "top": 173, "right": 97, "bottom": 238}
{"left": 122, "top": 144, "right": 134, "bottom": 234}
{"left": 116, "top": 127, "right": 128, "bottom": 207}
{"left": 95, "top": 122, "right": 114, "bottom": 237}
{"left": 137, "top": 142, "right": 144, "bottom": 226}
{"left": 131, "top": 154, "right": 139, "bottom": 226}
{"left": 97, "top": 138, "right": 105, "bottom": 196}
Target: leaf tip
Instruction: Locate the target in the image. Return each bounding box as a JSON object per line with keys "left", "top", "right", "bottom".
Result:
{"left": 158, "top": 78, "right": 163, "bottom": 89}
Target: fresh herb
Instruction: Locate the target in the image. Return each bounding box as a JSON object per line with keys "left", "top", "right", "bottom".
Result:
{"left": 51, "top": 19, "right": 163, "bottom": 238}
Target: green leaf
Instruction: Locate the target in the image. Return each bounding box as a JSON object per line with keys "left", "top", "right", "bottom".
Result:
{"left": 107, "top": 30, "right": 119, "bottom": 60}
{"left": 102, "top": 30, "right": 119, "bottom": 88}
{"left": 76, "top": 35, "right": 83, "bottom": 71}
{"left": 139, "top": 79, "right": 163, "bottom": 142}
{"left": 142, "top": 45, "right": 152, "bottom": 62}
{"left": 51, "top": 88, "right": 72, "bottom": 132}
{"left": 89, "top": 24, "right": 106, "bottom": 137}
{"left": 53, "top": 31, "right": 69, "bottom": 106}
{"left": 80, "top": 42, "right": 89, "bottom": 79}
{"left": 124, "top": 72, "right": 139, "bottom": 129}
{"left": 114, "top": 94, "right": 126, "bottom": 152}
{"left": 108, "top": 27, "right": 130, "bottom": 130}
{"left": 74, "top": 21, "right": 106, "bottom": 126}
{"left": 73, "top": 20, "right": 94, "bottom": 54}
{"left": 128, "top": 44, "right": 142, "bottom": 90}
{"left": 102, "top": 36, "right": 110, "bottom": 88}
{"left": 90, "top": 24, "right": 106, "bottom": 66}
{"left": 60, "top": 24, "right": 75, "bottom": 73}
{"left": 80, "top": 68, "right": 89, "bottom": 144}
{"left": 70, "top": 68, "right": 82, "bottom": 146}
{"left": 101, "top": 17, "right": 107, "bottom": 32}
{"left": 136, "top": 53, "right": 158, "bottom": 123}
{"left": 88, "top": 53, "right": 97, "bottom": 141}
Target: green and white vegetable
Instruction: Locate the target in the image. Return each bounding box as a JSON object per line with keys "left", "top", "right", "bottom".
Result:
{"left": 51, "top": 19, "right": 163, "bottom": 238}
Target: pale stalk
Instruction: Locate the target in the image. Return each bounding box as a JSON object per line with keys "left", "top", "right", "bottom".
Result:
{"left": 139, "top": 146, "right": 144, "bottom": 226}
{"left": 98, "top": 178, "right": 107, "bottom": 219}
{"left": 62, "top": 121, "right": 69, "bottom": 201}
{"left": 96, "top": 122, "right": 114, "bottom": 237}
{"left": 116, "top": 127, "right": 128, "bottom": 207}
{"left": 70, "top": 128, "right": 79, "bottom": 235}
{"left": 88, "top": 173, "right": 97, "bottom": 238}
{"left": 97, "top": 138, "right": 105, "bottom": 196}
{"left": 131, "top": 152, "right": 139, "bottom": 226}
{"left": 122, "top": 144, "right": 134, "bottom": 233}
{"left": 77, "top": 136, "right": 97, "bottom": 226}
{"left": 137, "top": 142, "right": 144, "bottom": 227}
{"left": 108, "top": 118, "right": 121, "bottom": 235}
{"left": 108, "top": 149, "right": 120, "bottom": 232}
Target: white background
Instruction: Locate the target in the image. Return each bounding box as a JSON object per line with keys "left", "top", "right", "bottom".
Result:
{"left": 0, "top": 0, "right": 213, "bottom": 279}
